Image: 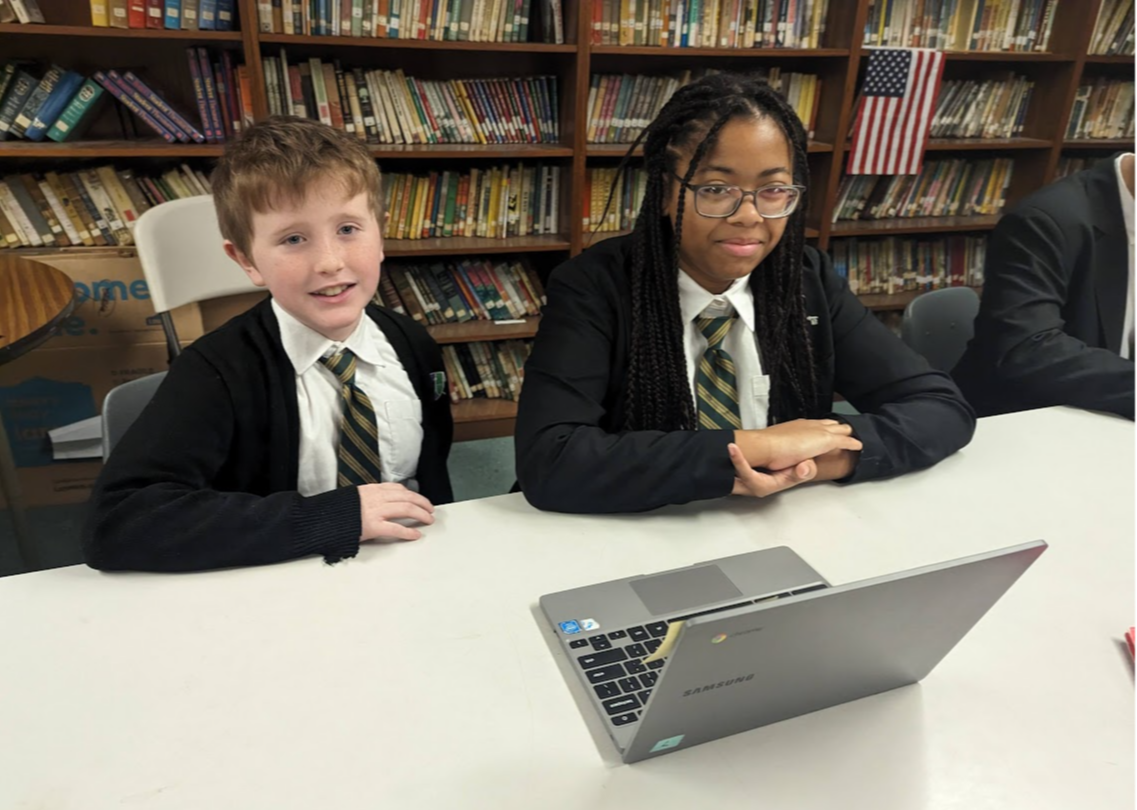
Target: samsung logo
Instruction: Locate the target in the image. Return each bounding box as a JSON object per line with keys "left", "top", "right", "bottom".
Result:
{"left": 682, "top": 674, "right": 755, "bottom": 697}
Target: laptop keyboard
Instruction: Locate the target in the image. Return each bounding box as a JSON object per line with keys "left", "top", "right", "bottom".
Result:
{"left": 572, "top": 621, "right": 672, "bottom": 727}
{"left": 567, "top": 583, "right": 830, "bottom": 729}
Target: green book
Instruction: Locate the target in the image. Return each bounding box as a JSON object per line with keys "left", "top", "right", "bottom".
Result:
{"left": 46, "top": 79, "right": 107, "bottom": 143}
{"left": 442, "top": 171, "right": 459, "bottom": 237}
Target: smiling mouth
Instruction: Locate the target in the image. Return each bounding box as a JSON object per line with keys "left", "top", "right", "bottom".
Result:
{"left": 312, "top": 284, "right": 355, "bottom": 297}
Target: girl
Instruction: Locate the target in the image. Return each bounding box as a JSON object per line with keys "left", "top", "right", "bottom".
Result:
{"left": 515, "top": 73, "right": 975, "bottom": 513}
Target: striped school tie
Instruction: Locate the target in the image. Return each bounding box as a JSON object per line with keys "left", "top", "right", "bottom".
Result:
{"left": 695, "top": 315, "right": 743, "bottom": 431}
{"left": 320, "top": 348, "right": 384, "bottom": 487}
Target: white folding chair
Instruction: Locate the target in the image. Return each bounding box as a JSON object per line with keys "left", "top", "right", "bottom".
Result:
{"left": 134, "top": 195, "right": 261, "bottom": 362}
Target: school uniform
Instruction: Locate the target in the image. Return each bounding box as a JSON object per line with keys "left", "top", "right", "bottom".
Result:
{"left": 952, "top": 156, "right": 1135, "bottom": 419}
{"left": 515, "top": 234, "right": 975, "bottom": 513}
{"left": 83, "top": 299, "right": 453, "bottom": 572}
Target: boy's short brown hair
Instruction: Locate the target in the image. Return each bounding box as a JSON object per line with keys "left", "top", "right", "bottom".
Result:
{"left": 211, "top": 115, "right": 383, "bottom": 257}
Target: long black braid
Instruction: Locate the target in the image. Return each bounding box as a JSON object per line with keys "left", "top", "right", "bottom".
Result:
{"left": 604, "top": 72, "right": 819, "bottom": 432}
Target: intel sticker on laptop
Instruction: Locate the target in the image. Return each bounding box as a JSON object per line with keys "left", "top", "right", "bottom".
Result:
{"left": 650, "top": 735, "right": 685, "bottom": 753}
{"left": 559, "top": 620, "right": 582, "bottom": 635}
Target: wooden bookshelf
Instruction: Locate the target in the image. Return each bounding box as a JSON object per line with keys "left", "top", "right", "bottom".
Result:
{"left": 427, "top": 317, "right": 541, "bottom": 344}
{"left": 383, "top": 235, "right": 570, "bottom": 257}
{"left": 452, "top": 398, "right": 519, "bottom": 442}
{"left": 859, "top": 286, "right": 984, "bottom": 312}
{"left": 0, "top": 22, "right": 242, "bottom": 40}
{"left": 4, "top": 0, "right": 1133, "bottom": 439}
{"left": 830, "top": 215, "right": 1001, "bottom": 238}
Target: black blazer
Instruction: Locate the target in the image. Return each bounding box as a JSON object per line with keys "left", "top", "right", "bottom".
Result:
{"left": 84, "top": 300, "right": 453, "bottom": 572}
{"left": 953, "top": 158, "right": 1134, "bottom": 419}
{"left": 515, "top": 235, "right": 975, "bottom": 513}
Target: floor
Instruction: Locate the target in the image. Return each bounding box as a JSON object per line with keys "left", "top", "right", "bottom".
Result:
{"left": 0, "top": 436, "right": 517, "bottom": 578}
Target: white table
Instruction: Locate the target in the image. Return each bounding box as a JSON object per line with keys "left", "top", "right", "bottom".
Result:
{"left": 1, "top": 407, "right": 1132, "bottom": 809}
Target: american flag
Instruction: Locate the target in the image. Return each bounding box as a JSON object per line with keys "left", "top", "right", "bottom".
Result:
{"left": 847, "top": 48, "right": 945, "bottom": 175}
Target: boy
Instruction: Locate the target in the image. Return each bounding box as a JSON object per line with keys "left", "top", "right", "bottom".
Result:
{"left": 953, "top": 153, "right": 1134, "bottom": 420}
{"left": 83, "top": 117, "right": 453, "bottom": 572}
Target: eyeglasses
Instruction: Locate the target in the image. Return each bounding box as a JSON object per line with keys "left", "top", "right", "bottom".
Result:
{"left": 673, "top": 174, "right": 805, "bottom": 219}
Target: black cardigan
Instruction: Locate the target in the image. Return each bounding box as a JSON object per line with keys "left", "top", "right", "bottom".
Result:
{"left": 515, "top": 236, "right": 976, "bottom": 513}
{"left": 952, "top": 158, "right": 1134, "bottom": 419}
{"left": 83, "top": 300, "right": 453, "bottom": 572}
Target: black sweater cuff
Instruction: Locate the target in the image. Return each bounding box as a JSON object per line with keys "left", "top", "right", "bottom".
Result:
{"left": 291, "top": 487, "right": 363, "bottom": 564}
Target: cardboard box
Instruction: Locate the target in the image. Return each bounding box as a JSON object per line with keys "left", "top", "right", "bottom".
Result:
{"left": 200, "top": 291, "right": 269, "bottom": 334}
{"left": 0, "top": 342, "right": 170, "bottom": 508}
{"left": 30, "top": 250, "right": 206, "bottom": 349}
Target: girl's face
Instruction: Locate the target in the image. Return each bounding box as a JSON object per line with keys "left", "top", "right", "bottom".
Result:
{"left": 665, "top": 116, "right": 795, "bottom": 294}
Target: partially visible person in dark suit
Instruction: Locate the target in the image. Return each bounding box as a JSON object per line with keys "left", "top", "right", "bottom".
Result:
{"left": 953, "top": 153, "right": 1135, "bottom": 420}
{"left": 513, "top": 73, "right": 976, "bottom": 515}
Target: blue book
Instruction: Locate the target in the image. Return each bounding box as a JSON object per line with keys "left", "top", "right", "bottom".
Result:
{"left": 214, "top": 0, "right": 233, "bottom": 28}
{"left": 164, "top": 0, "right": 181, "bottom": 29}
{"left": 198, "top": 0, "right": 217, "bottom": 28}
{"left": 23, "top": 71, "right": 84, "bottom": 141}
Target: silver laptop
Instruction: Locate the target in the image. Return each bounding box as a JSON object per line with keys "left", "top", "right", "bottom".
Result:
{"left": 539, "top": 541, "right": 1046, "bottom": 763}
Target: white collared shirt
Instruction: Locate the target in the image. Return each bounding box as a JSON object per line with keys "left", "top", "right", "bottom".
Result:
{"left": 1114, "top": 153, "right": 1135, "bottom": 359}
{"left": 272, "top": 300, "right": 423, "bottom": 496}
{"left": 678, "top": 270, "right": 769, "bottom": 430}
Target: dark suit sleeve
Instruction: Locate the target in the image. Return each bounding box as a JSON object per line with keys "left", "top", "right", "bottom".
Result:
{"left": 962, "top": 208, "right": 1134, "bottom": 418}
{"left": 416, "top": 328, "right": 454, "bottom": 504}
{"left": 514, "top": 264, "right": 734, "bottom": 513}
{"left": 818, "top": 251, "right": 977, "bottom": 483}
{"left": 83, "top": 349, "right": 361, "bottom": 572}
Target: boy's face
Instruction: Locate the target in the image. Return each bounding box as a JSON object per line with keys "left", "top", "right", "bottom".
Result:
{"left": 224, "top": 177, "right": 382, "bottom": 342}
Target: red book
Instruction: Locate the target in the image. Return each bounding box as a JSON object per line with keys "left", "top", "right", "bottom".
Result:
{"left": 128, "top": 0, "right": 146, "bottom": 26}
{"left": 145, "top": 0, "right": 164, "bottom": 27}
{"left": 1127, "top": 628, "right": 1134, "bottom": 658}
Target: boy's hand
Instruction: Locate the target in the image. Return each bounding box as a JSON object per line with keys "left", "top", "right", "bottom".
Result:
{"left": 734, "top": 420, "right": 863, "bottom": 471}
{"left": 358, "top": 483, "right": 435, "bottom": 542}
{"left": 728, "top": 443, "right": 817, "bottom": 498}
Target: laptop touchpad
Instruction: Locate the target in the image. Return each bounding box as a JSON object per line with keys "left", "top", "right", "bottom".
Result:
{"left": 630, "top": 565, "right": 743, "bottom": 615}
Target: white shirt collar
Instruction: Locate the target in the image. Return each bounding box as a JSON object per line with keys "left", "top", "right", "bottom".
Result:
{"left": 1115, "top": 153, "right": 1134, "bottom": 247}
{"left": 677, "top": 269, "right": 756, "bottom": 332}
{"left": 272, "top": 299, "right": 386, "bottom": 375}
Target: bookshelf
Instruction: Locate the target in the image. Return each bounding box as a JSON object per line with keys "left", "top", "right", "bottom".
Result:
{"left": 4, "top": 0, "right": 1134, "bottom": 440}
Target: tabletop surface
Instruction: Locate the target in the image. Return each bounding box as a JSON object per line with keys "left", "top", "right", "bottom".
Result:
{"left": 0, "top": 407, "right": 1132, "bottom": 809}
{"left": 0, "top": 254, "right": 76, "bottom": 363}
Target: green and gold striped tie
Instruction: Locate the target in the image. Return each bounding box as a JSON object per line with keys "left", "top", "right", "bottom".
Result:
{"left": 695, "top": 315, "right": 742, "bottom": 431}
{"left": 320, "top": 348, "right": 384, "bottom": 487}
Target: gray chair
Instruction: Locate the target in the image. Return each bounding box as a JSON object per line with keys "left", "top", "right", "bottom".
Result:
{"left": 101, "top": 372, "right": 168, "bottom": 461}
{"left": 900, "top": 287, "right": 981, "bottom": 372}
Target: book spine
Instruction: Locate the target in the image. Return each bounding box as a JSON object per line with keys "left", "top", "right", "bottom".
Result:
{"left": 93, "top": 71, "right": 177, "bottom": 142}
{"left": 145, "top": 0, "right": 164, "bottom": 26}
{"left": 197, "top": 47, "right": 225, "bottom": 142}
{"left": 24, "top": 72, "right": 84, "bottom": 142}
{"left": 164, "top": 0, "right": 181, "bottom": 27}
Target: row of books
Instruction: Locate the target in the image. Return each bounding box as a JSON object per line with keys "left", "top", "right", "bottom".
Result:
{"left": 1090, "top": 0, "right": 1135, "bottom": 55}
{"left": 0, "top": 51, "right": 247, "bottom": 144}
{"left": 89, "top": 0, "right": 235, "bottom": 29}
{"left": 930, "top": 75, "right": 1035, "bottom": 140}
{"left": 584, "top": 166, "right": 645, "bottom": 233}
{"left": 263, "top": 56, "right": 559, "bottom": 145}
{"left": 1056, "top": 155, "right": 1106, "bottom": 179}
{"left": 0, "top": 0, "right": 44, "bottom": 23}
{"left": 0, "top": 164, "right": 209, "bottom": 250}
{"left": 590, "top": 0, "right": 831, "bottom": 49}
{"left": 440, "top": 340, "right": 532, "bottom": 403}
{"left": 380, "top": 164, "right": 562, "bottom": 241}
{"left": 862, "top": 0, "right": 1057, "bottom": 52}
{"left": 832, "top": 235, "right": 987, "bottom": 295}
{"left": 257, "top": 0, "right": 564, "bottom": 43}
{"left": 832, "top": 158, "right": 1014, "bottom": 222}
{"left": 586, "top": 69, "right": 820, "bottom": 144}
{"left": 374, "top": 258, "right": 545, "bottom": 326}
{"left": 1065, "top": 79, "right": 1135, "bottom": 141}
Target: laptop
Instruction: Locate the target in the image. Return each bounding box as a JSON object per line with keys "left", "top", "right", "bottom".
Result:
{"left": 539, "top": 541, "right": 1046, "bottom": 763}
